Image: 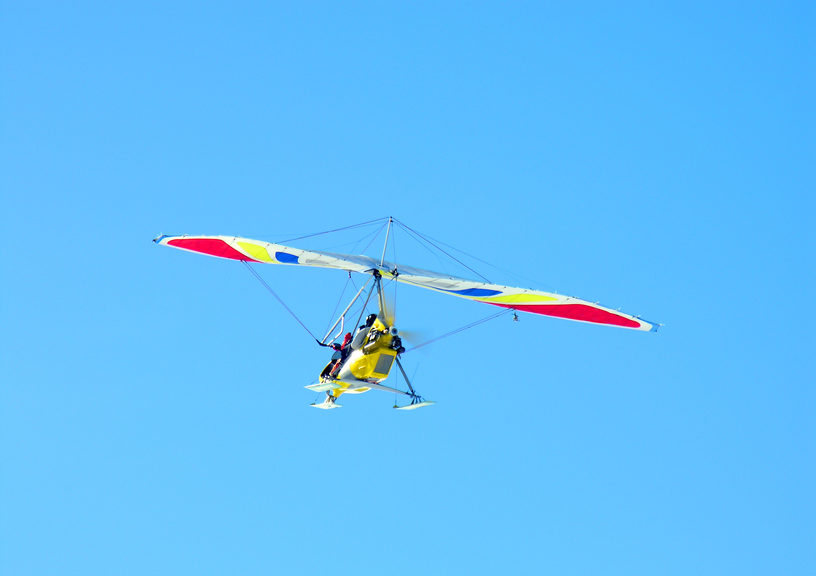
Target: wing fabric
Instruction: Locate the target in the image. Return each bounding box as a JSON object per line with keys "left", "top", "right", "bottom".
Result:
{"left": 385, "top": 271, "right": 656, "bottom": 331}
{"left": 154, "top": 234, "right": 379, "bottom": 273}
{"left": 156, "top": 234, "right": 657, "bottom": 332}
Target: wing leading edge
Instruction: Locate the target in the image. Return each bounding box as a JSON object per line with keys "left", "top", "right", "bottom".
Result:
{"left": 155, "top": 234, "right": 657, "bottom": 332}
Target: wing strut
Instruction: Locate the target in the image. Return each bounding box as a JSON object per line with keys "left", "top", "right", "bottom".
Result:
{"left": 395, "top": 356, "right": 416, "bottom": 397}
{"left": 393, "top": 356, "right": 433, "bottom": 409}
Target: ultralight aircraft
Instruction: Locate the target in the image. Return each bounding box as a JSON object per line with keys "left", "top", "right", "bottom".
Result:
{"left": 155, "top": 218, "right": 657, "bottom": 410}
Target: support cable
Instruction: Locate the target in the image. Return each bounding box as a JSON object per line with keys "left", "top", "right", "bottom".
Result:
{"left": 348, "top": 222, "right": 388, "bottom": 255}
{"left": 277, "top": 217, "right": 389, "bottom": 244}
{"left": 393, "top": 219, "right": 492, "bottom": 283}
{"left": 320, "top": 277, "right": 372, "bottom": 344}
{"left": 394, "top": 224, "right": 449, "bottom": 270}
{"left": 400, "top": 225, "right": 556, "bottom": 294}
{"left": 241, "top": 261, "right": 321, "bottom": 343}
{"left": 360, "top": 220, "right": 390, "bottom": 255}
{"left": 352, "top": 277, "right": 377, "bottom": 332}
{"left": 324, "top": 273, "right": 352, "bottom": 336}
{"left": 403, "top": 308, "right": 514, "bottom": 354}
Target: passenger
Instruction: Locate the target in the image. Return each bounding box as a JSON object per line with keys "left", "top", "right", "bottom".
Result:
{"left": 328, "top": 332, "right": 353, "bottom": 379}
{"left": 335, "top": 332, "right": 353, "bottom": 358}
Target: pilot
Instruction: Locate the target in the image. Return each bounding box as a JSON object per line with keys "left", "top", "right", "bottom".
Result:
{"left": 351, "top": 313, "right": 378, "bottom": 350}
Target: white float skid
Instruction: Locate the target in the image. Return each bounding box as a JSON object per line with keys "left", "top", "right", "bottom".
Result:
{"left": 305, "top": 379, "right": 433, "bottom": 410}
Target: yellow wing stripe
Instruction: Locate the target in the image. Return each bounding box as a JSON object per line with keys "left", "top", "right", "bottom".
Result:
{"left": 473, "top": 293, "right": 558, "bottom": 304}
{"left": 237, "top": 241, "right": 275, "bottom": 263}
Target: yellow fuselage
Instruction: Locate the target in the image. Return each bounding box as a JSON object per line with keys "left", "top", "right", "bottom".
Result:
{"left": 321, "top": 318, "right": 397, "bottom": 396}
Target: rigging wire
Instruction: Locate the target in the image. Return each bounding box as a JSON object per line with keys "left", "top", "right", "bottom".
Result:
{"left": 350, "top": 222, "right": 389, "bottom": 255}
{"left": 241, "top": 261, "right": 320, "bottom": 342}
{"left": 402, "top": 224, "right": 557, "bottom": 294}
{"left": 241, "top": 218, "right": 515, "bottom": 356}
{"left": 324, "top": 273, "right": 352, "bottom": 337}
{"left": 346, "top": 274, "right": 366, "bottom": 324}
{"left": 403, "top": 308, "right": 514, "bottom": 354}
{"left": 393, "top": 219, "right": 492, "bottom": 282}
{"left": 392, "top": 222, "right": 450, "bottom": 272}
{"left": 360, "top": 220, "right": 390, "bottom": 255}
{"left": 352, "top": 280, "right": 376, "bottom": 332}
{"left": 258, "top": 220, "right": 388, "bottom": 344}
{"left": 406, "top": 227, "right": 500, "bottom": 274}
{"left": 277, "top": 217, "right": 389, "bottom": 244}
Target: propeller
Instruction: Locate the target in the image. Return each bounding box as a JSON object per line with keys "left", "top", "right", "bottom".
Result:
{"left": 379, "top": 290, "right": 396, "bottom": 328}
{"left": 393, "top": 328, "right": 426, "bottom": 345}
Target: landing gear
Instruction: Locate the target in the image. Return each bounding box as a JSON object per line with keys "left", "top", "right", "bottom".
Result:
{"left": 394, "top": 394, "right": 435, "bottom": 410}
{"left": 310, "top": 392, "right": 342, "bottom": 410}
{"left": 391, "top": 356, "right": 434, "bottom": 410}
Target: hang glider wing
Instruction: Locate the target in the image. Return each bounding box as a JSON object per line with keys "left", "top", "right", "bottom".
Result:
{"left": 381, "top": 267, "right": 657, "bottom": 332}
{"left": 154, "top": 234, "right": 380, "bottom": 273}
{"left": 155, "top": 234, "right": 657, "bottom": 332}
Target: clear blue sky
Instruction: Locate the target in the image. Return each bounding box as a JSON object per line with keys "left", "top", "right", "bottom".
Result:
{"left": 2, "top": 2, "right": 814, "bottom": 575}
